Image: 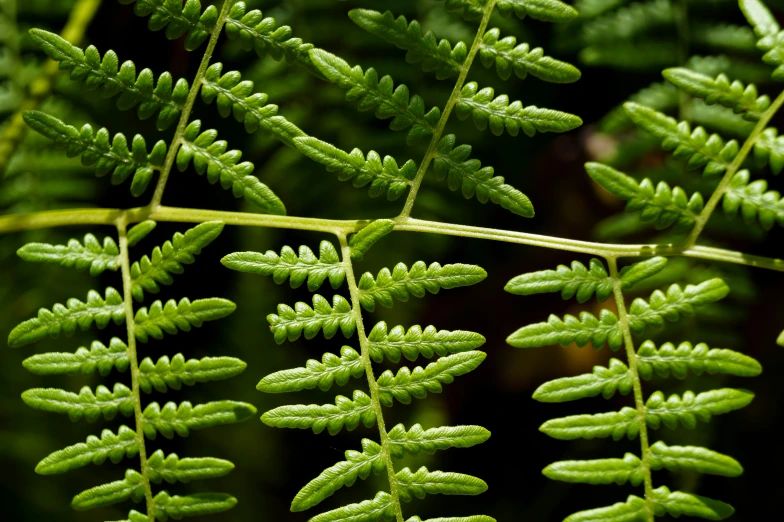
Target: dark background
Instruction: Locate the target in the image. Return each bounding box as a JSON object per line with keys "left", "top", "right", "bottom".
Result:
{"left": 1, "top": 0, "right": 783, "bottom": 520}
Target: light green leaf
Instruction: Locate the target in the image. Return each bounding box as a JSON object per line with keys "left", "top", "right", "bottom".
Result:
{"left": 723, "top": 170, "right": 784, "bottom": 230}
{"left": 309, "top": 491, "right": 395, "bottom": 522}
{"left": 619, "top": 257, "right": 669, "bottom": 290}
{"left": 496, "top": 0, "right": 578, "bottom": 22}
{"left": 627, "top": 279, "right": 730, "bottom": 333}
{"left": 268, "top": 294, "right": 355, "bottom": 344}
{"left": 22, "top": 383, "right": 134, "bottom": 421}
{"left": 142, "top": 400, "right": 257, "bottom": 439}
{"left": 108, "top": 509, "right": 149, "bottom": 522}
{"left": 778, "top": 329, "right": 784, "bottom": 346}
{"left": 636, "top": 340, "right": 762, "bottom": 379}
{"left": 649, "top": 441, "right": 743, "bottom": 477}
{"left": 396, "top": 466, "right": 487, "bottom": 501}
{"left": 504, "top": 258, "right": 612, "bottom": 303}
{"left": 754, "top": 127, "right": 784, "bottom": 175}
{"left": 118, "top": 0, "right": 217, "bottom": 51}
{"left": 350, "top": 219, "right": 396, "bottom": 260}
{"left": 651, "top": 486, "right": 734, "bottom": 519}
{"left": 146, "top": 449, "right": 234, "bottom": 484}
{"left": 740, "top": 0, "right": 780, "bottom": 37}
{"left": 134, "top": 297, "right": 236, "bottom": 343}
{"left": 376, "top": 351, "right": 486, "bottom": 406}
{"left": 358, "top": 261, "right": 487, "bottom": 311}
{"left": 36, "top": 425, "right": 138, "bottom": 475}
{"left": 139, "top": 354, "right": 247, "bottom": 393}
{"left": 23, "top": 337, "right": 129, "bottom": 376}
{"left": 17, "top": 233, "right": 119, "bottom": 275}
{"left": 645, "top": 388, "right": 754, "bottom": 430}
{"left": 367, "top": 322, "right": 486, "bottom": 363}
{"left": 544, "top": 453, "right": 644, "bottom": 485}
{"left": 387, "top": 423, "right": 491, "bottom": 458}
{"left": 151, "top": 491, "right": 237, "bottom": 520}
{"left": 581, "top": 41, "right": 679, "bottom": 72}
{"left": 71, "top": 469, "right": 145, "bottom": 510}
{"left": 127, "top": 220, "right": 157, "bottom": 247}
{"left": 261, "top": 390, "right": 376, "bottom": 435}
{"left": 480, "top": 28, "right": 580, "bottom": 83}
{"left": 540, "top": 407, "right": 640, "bottom": 440}
{"left": 533, "top": 358, "right": 633, "bottom": 402}
{"left": 564, "top": 495, "right": 647, "bottom": 522}
{"left": 258, "top": 346, "right": 364, "bottom": 393}
{"left": 507, "top": 309, "right": 623, "bottom": 350}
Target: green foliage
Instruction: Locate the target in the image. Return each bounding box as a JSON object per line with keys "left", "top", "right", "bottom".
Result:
{"left": 17, "top": 233, "right": 120, "bottom": 276}
{"left": 349, "top": 219, "right": 396, "bottom": 260}
{"left": 133, "top": 297, "right": 236, "bottom": 343}
{"left": 636, "top": 340, "right": 763, "bottom": 378}
{"left": 367, "top": 322, "right": 486, "bottom": 363}
{"left": 23, "top": 337, "right": 129, "bottom": 376}
{"left": 741, "top": 0, "right": 784, "bottom": 79}
{"left": 23, "top": 383, "right": 134, "bottom": 421}
{"left": 138, "top": 354, "right": 247, "bottom": 393}
{"left": 479, "top": 28, "right": 580, "bottom": 83}
{"left": 723, "top": 170, "right": 784, "bottom": 229}
{"left": 257, "top": 346, "right": 364, "bottom": 393}
{"left": 507, "top": 308, "right": 623, "bottom": 350}
{"left": 261, "top": 389, "right": 376, "bottom": 435}
{"left": 118, "top": 0, "right": 218, "bottom": 51}
{"left": 268, "top": 294, "right": 355, "bottom": 344}
{"left": 36, "top": 425, "right": 139, "bottom": 475}
{"left": 505, "top": 258, "right": 613, "bottom": 302}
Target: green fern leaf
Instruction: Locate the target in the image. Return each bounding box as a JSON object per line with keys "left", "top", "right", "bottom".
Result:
{"left": 479, "top": 28, "right": 580, "bottom": 83}
{"left": 127, "top": 220, "right": 157, "bottom": 247}
{"left": 146, "top": 450, "right": 234, "bottom": 484}
{"left": 23, "top": 337, "right": 129, "bottom": 376}
{"left": 662, "top": 68, "right": 769, "bottom": 122}
{"left": 22, "top": 383, "right": 134, "bottom": 421}
{"left": 741, "top": 1, "right": 784, "bottom": 79}
{"left": 600, "top": 81, "right": 677, "bottom": 133}
{"left": 406, "top": 518, "right": 495, "bottom": 522}
{"left": 533, "top": 358, "right": 633, "bottom": 402}
{"left": 177, "top": 121, "right": 286, "bottom": 213}
{"left": 310, "top": 491, "right": 395, "bottom": 522}
{"left": 222, "top": 241, "right": 345, "bottom": 291}
{"left": 151, "top": 491, "right": 237, "bottom": 520}
{"left": 619, "top": 257, "right": 669, "bottom": 290}
{"left": 357, "top": 262, "right": 487, "bottom": 311}
{"left": 200, "top": 63, "right": 306, "bottom": 146}
{"left": 29, "top": 29, "right": 188, "bottom": 130}
{"left": 723, "top": 170, "right": 784, "bottom": 229}
{"left": 648, "top": 441, "right": 743, "bottom": 477}
{"left": 396, "top": 466, "right": 487, "bottom": 501}
{"left": 504, "top": 258, "right": 612, "bottom": 303}
{"left": 623, "top": 102, "right": 738, "bottom": 178}
{"left": 435, "top": 0, "right": 487, "bottom": 21}
{"left": 23, "top": 111, "right": 165, "bottom": 196}
{"left": 740, "top": 0, "right": 780, "bottom": 37}
{"left": 8, "top": 287, "right": 125, "bottom": 348}
{"left": 543, "top": 453, "right": 645, "bottom": 486}
{"left": 387, "top": 424, "right": 491, "bottom": 457}
{"left": 581, "top": 41, "right": 679, "bottom": 72}
{"left": 456, "top": 82, "right": 582, "bottom": 137}
{"left": 309, "top": 48, "right": 441, "bottom": 144}
{"left": 367, "top": 322, "right": 486, "bottom": 363}
{"left": 268, "top": 294, "right": 355, "bottom": 344}
{"left": 693, "top": 23, "right": 759, "bottom": 54}
{"left": 636, "top": 340, "right": 762, "bottom": 379}
{"left": 291, "top": 439, "right": 385, "bottom": 512}
{"left": 117, "top": 0, "right": 217, "bottom": 51}
{"left": 582, "top": 0, "right": 673, "bottom": 45}
{"left": 36, "top": 425, "right": 139, "bottom": 475}
{"left": 753, "top": 128, "right": 784, "bottom": 174}
{"left": 376, "top": 351, "right": 486, "bottom": 406}
{"left": 651, "top": 486, "right": 734, "bottom": 519}
{"left": 586, "top": 162, "right": 704, "bottom": 231}
{"left": 134, "top": 297, "right": 236, "bottom": 343}
{"left": 142, "top": 400, "right": 257, "bottom": 439}
{"left": 258, "top": 346, "right": 364, "bottom": 393}
{"left": 778, "top": 329, "right": 784, "bottom": 346}
{"left": 540, "top": 407, "right": 640, "bottom": 440}
{"left": 17, "top": 233, "right": 120, "bottom": 276}
{"left": 496, "top": 0, "right": 579, "bottom": 22}
{"left": 349, "top": 10, "right": 465, "bottom": 80}
{"left": 295, "top": 137, "right": 415, "bottom": 201}
{"left": 432, "top": 134, "right": 534, "bottom": 217}
{"left": 261, "top": 390, "right": 376, "bottom": 435}
{"left": 71, "top": 469, "right": 145, "bottom": 510}
{"left": 645, "top": 388, "right": 754, "bottom": 429}
{"left": 139, "top": 354, "right": 247, "bottom": 393}
{"left": 130, "top": 222, "right": 224, "bottom": 301}
{"left": 563, "top": 495, "right": 647, "bottom": 522}
{"left": 350, "top": 219, "right": 396, "bottom": 260}
{"left": 507, "top": 309, "right": 623, "bottom": 350}
{"left": 627, "top": 279, "right": 730, "bottom": 333}
{"left": 109, "top": 510, "right": 149, "bottom": 522}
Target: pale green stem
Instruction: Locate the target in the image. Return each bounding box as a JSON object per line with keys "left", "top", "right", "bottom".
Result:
{"left": 398, "top": 0, "right": 498, "bottom": 218}
{"left": 338, "top": 233, "right": 404, "bottom": 522}
{"left": 0, "top": 0, "right": 103, "bottom": 175}
{"left": 1, "top": 207, "right": 783, "bottom": 272}
{"left": 149, "top": 0, "right": 236, "bottom": 208}
{"left": 116, "top": 215, "right": 155, "bottom": 521}
{"left": 608, "top": 257, "right": 654, "bottom": 521}
{"left": 684, "top": 88, "right": 784, "bottom": 248}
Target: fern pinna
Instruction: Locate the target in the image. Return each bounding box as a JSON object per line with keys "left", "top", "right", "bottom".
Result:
{"left": 506, "top": 255, "right": 761, "bottom": 520}
{"left": 7, "top": 220, "right": 255, "bottom": 521}
{"left": 223, "top": 219, "right": 492, "bottom": 522}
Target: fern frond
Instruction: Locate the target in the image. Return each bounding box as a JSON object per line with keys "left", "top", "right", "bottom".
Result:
{"left": 432, "top": 134, "right": 534, "bottom": 217}
{"left": 222, "top": 241, "right": 345, "bottom": 291}
{"left": 648, "top": 441, "right": 743, "bottom": 477}
{"left": 624, "top": 102, "right": 738, "bottom": 178}
{"left": 581, "top": 41, "right": 679, "bottom": 71}
{"left": 128, "top": 220, "right": 157, "bottom": 247}
{"left": 645, "top": 388, "right": 754, "bottom": 429}
{"left": 309, "top": 49, "right": 441, "bottom": 144}
{"left": 310, "top": 491, "right": 395, "bottom": 522}
{"left": 387, "top": 424, "right": 491, "bottom": 457}
{"left": 349, "top": 10, "right": 465, "bottom": 80}
{"left": 581, "top": 0, "right": 673, "bottom": 45}
{"left": 257, "top": 346, "right": 364, "bottom": 393}
{"left": 376, "top": 351, "right": 486, "bottom": 406}
{"left": 778, "top": 329, "right": 784, "bottom": 346}
{"left": 349, "top": 220, "right": 396, "bottom": 261}
{"left": 17, "top": 232, "right": 120, "bottom": 276}
{"left": 540, "top": 407, "right": 640, "bottom": 440}
{"left": 268, "top": 294, "right": 355, "bottom": 344}
{"left": 200, "top": 63, "right": 305, "bottom": 146}
{"left": 146, "top": 450, "right": 234, "bottom": 484}
{"left": 619, "top": 257, "right": 669, "bottom": 290}
{"left": 754, "top": 127, "right": 784, "bottom": 174}
{"left": 600, "top": 82, "right": 677, "bottom": 133}
{"left": 586, "top": 162, "right": 704, "bottom": 231}
{"left": 496, "top": 0, "right": 579, "bottom": 22}
{"left": 405, "top": 517, "right": 495, "bottom": 522}
{"left": 691, "top": 23, "right": 758, "bottom": 54}
{"left": 130, "top": 222, "right": 224, "bottom": 301}
{"left": 533, "top": 358, "right": 633, "bottom": 402}
{"left": 456, "top": 82, "right": 582, "bottom": 137}
{"left": 662, "top": 68, "right": 770, "bottom": 122}
{"left": 367, "top": 322, "right": 486, "bottom": 363}
{"left": 71, "top": 468, "right": 145, "bottom": 510}
{"left": 29, "top": 29, "right": 188, "bottom": 130}
{"left": 741, "top": 0, "right": 784, "bottom": 79}
{"left": 636, "top": 340, "right": 762, "bottom": 379}
{"left": 504, "top": 258, "right": 612, "bottom": 303}
{"left": 139, "top": 354, "right": 247, "bottom": 393}
{"left": 177, "top": 121, "right": 286, "bottom": 213}
{"left": 36, "top": 425, "right": 139, "bottom": 475}
{"left": 142, "top": 400, "right": 257, "bottom": 439}
{"left": 395, "top": 466, "right": 487, "bottom": 501}
{"left": 294, "top": 137, "right": 415, "bottom": 201}
{"left": 22, "top": 383, "right": 134, "bottom": 421}
{"left": 723, "top": 170, "right": 784, "bottom": 229}
{"left": 22, "top": 111, "right": 166, "bottom": 196}
{"left": 117, "top": 0, "right": 218, "bottom": 51}
{"left": 261, "top": 390, "right": 376, "bottom": 435}
{"left": 507, "top": 309, "right": 623, "bottom": 350}
{"left": 8, "top": 287, "right": 125, "bottom": 348}
{"left": 563, "top": 494, "right": 647, "bottom": 522}
{"left": 627, "top": 279, "right": 730, "bottom": 332}
{"left": 23, "top": 337, "right": 129, "bottom": 376}
{"left": 650, "top": 486, "right": 734, "bottom": 519}
{"left": 151, "top": 491, "right": 237, "bottom": 520}
{"left": 133, "top": 297, "right": 237, "bottom": 343}
{"left": 544, "top": 453, "right": 645, "bottom": 485}
{"left": 357, "top": 262, "right": 487, "bottom": 311}
{"left": 479, "top": 28, "right": 580, "bottom": 83}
